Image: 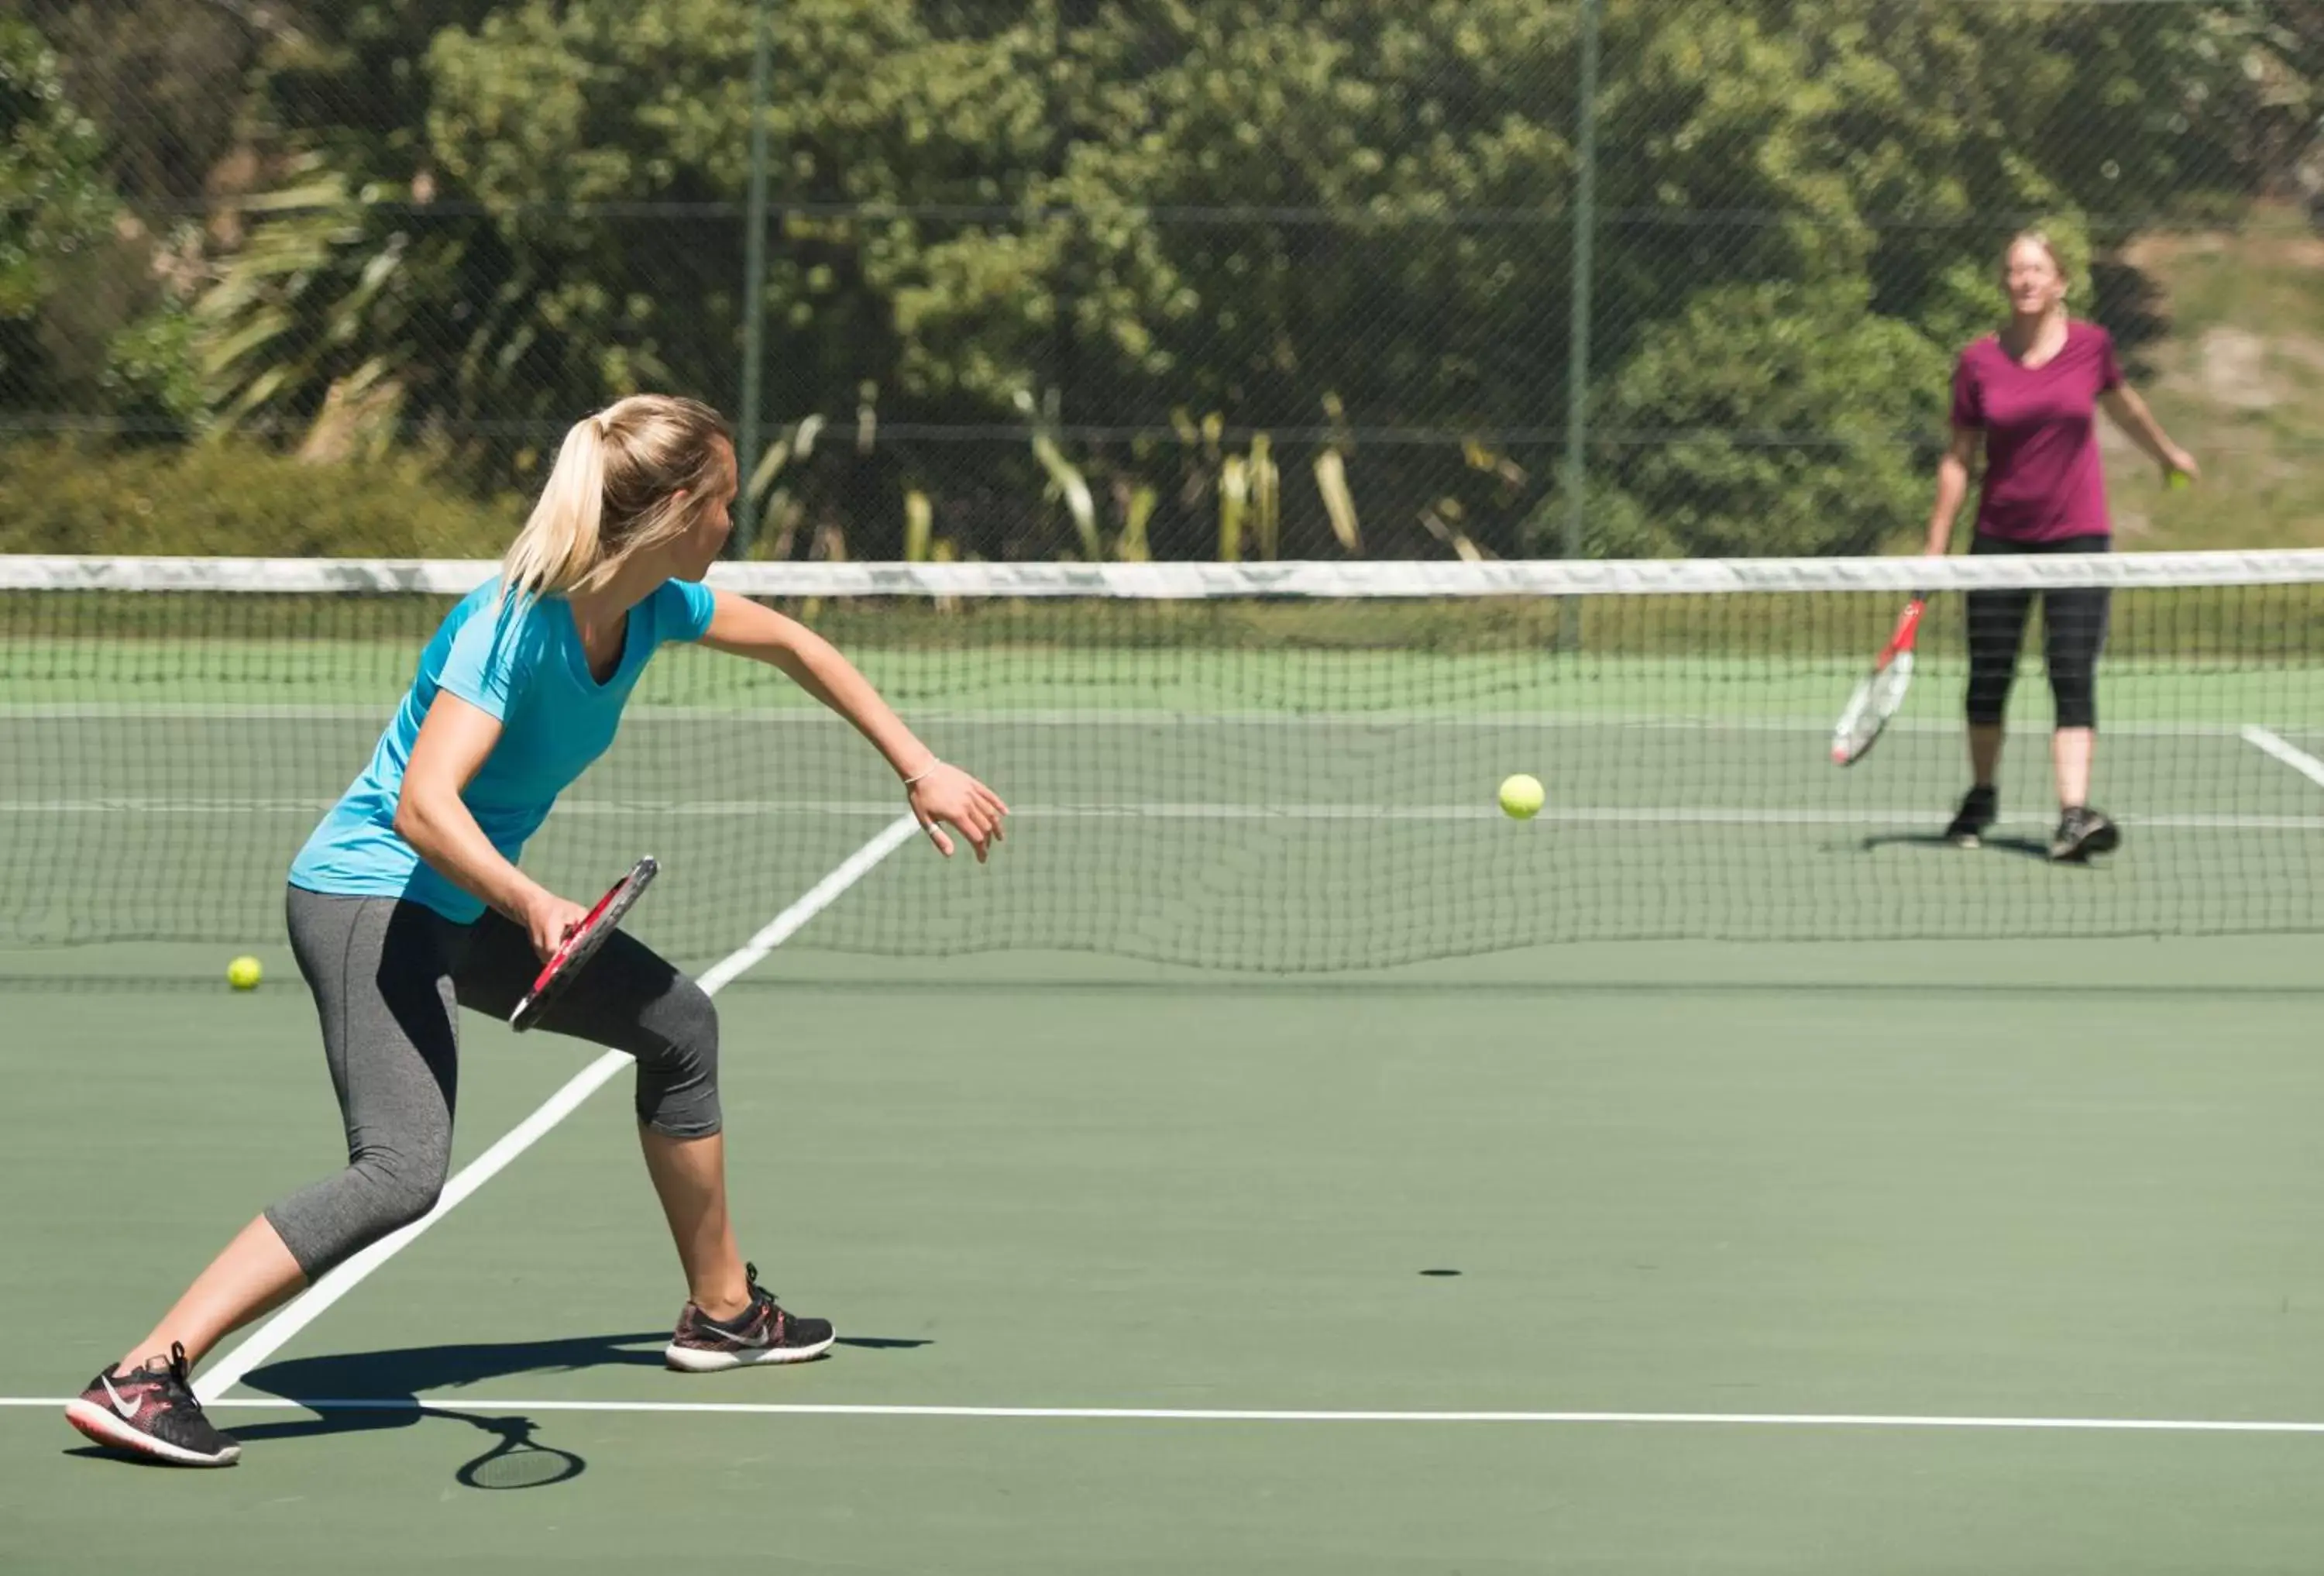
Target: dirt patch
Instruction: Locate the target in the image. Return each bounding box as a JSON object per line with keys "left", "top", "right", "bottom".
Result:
{"left": 2120, "top": 216, "right": 2324, "bottom": 276}
{"left": 2196, "top": 326, "right": 2287, "bottom": 410}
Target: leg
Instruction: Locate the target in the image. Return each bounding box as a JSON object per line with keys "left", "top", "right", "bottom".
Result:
{"left": 2052, "top": 727, "right": 2094, "bottom": 810}
{"left": 1970, "top": 724, "right": 2005, "bottom": 788}
{"left": 1965, "top": 583, "right": 2033, "bottom": 783}
{"left": 638, "top": 1129, "right": 748, "bottom": 1320}
{"left": 115, "top": 1219, "right": 306, "bottom": 1376}
{"left": 2044, "top": 582, "right": 2110, "bottom": 809}
{"left": 117, "top": 893, "right": 459, "bottom": 1372}
{"left": 450, "top": 916, "right": 744, "bottom": 1316}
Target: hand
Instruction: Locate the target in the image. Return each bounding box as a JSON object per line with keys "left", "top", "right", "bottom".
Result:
{"left": 521, "top": 889, "right": 590, "bottom": 964}
{"left": 906, "top": 762, "right": 1011, "bottom": 863}
{"left": 2164, "top": 447, "right": 2199, "bottom": 485}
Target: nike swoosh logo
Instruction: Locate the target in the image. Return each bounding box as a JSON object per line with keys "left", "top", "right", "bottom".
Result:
{"left": 101, "top": 1375, "right": 141, "bottom": 1420}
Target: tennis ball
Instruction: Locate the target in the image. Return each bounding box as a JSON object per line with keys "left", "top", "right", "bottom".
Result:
{"left": 227, "top": 955, "right": 263, "bottom": 991}
{"left": 1498, "top": 773, "right": 1545, "bottom": 821}
{"left": 2168, "top": 470, "right": 2192, "bottom": 490}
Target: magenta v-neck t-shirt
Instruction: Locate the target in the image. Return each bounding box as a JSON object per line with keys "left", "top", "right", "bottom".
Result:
{"left": 1950, "top": 320, "right": 2123, "bottom": 543}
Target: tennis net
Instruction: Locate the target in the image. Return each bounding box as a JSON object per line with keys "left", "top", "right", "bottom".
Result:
{"left": 7, "top": 551, "right": 2324, "bottom": 975}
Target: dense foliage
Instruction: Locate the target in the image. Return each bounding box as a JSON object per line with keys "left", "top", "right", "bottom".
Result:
{"left": 9, "top": 0, "right": 2319, "bottom": 557}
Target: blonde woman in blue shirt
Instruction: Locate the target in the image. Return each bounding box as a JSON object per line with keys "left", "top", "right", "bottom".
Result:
{"left": 68, "top": 395, "right": 1009, "bottom": 1467}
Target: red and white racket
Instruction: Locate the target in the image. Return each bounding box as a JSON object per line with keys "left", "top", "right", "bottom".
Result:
{"left": 508, "top": 856, "right": 658, "bottom": 1032}
{"left": 1831, "top": 594, "right": 1927, "bottom": 767}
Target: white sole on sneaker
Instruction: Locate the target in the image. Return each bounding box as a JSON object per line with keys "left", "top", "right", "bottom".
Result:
{"left": 64, "top": 1399, "right": 240, "bottom": 1467}
{"left": 663, "top": 1332, "right": 837, "bottom": 1373}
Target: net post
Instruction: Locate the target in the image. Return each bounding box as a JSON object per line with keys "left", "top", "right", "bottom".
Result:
{"left": 1559, "top": 0, "right": 1603, "bottom": 653}
{"left": 733, "top": 0, "right": 775, "bottom": 558}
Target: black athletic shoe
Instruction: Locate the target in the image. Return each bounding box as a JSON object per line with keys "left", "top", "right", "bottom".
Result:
{"left": 665, "top": 1263, "right": 834, "bottom": 1372}
{"left": 2050, "top": 805, "right": 2121, "bottom": 862}
{"left": 64, "top": 1343, "right": 241, "bottom": 1467}
{"left": 1944, "top": 784, "right": 1999, "bottom": 848}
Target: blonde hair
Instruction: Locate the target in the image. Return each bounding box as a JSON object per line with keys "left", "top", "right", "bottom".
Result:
{"left": 501, "top": 394, "right": 734, "bottom": 603}
{"left": 2001, "top": 226, "right": 2086, "bottom": 305}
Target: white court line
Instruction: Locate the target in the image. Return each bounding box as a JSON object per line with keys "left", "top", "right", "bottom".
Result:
{"left": 2242, "top": 724, "right": 2324, "bottom": 791}
{"left": 191, "top": 814, "right": 922, "bottom": 1405}
{"left": 12, "top": 798, "right": 2324, "bottom": 831}
{"left": 12, "top": 1393, "right": 2324, "bottom": 1434}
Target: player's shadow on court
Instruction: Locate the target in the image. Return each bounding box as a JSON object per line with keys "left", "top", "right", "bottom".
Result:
{"left": 1858, "top": 830, "right": 2058, "bottom": 862}
{"left": 206, "top": 1328, "right": 931, "bottom": 1480}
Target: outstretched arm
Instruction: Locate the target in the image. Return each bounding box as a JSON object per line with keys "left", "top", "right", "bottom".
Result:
{"left": 2099, "top": 384, "right": 2198, "bottom": 483}
{"left": 700, "top": 590, "right": 1009, "bottom": 861}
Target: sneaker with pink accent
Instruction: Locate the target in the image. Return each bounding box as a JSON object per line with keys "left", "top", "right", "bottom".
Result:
{"left": 664, "top": 1263, "right": 834, "bottom": 1372}
{"left": 65, "top": 1343, "right": 241, "bottom": 1467}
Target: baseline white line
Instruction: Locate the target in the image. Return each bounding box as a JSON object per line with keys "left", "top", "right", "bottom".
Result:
{"left": 192, "top": 813, "right": 922, "bottom": 1404}
{"left": 2242, "top": 724, "right": 2324, "bottom": 791}
{"left": 12, "top": 1394, "right": 2324, "bottom": 1433}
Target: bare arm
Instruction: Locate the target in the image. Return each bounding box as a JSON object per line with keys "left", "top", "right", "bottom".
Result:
{"left": 2099, "top": 384, "right": 2198, "bottom": 481}
{"left": 1924, "top": 425, "right": 1982, "bottom": 556}
{"left": 700, "top": 590, "right": 1009, "bottom": 860}
{"left": 394, "top": 694, "right": 586, "bottom": 959}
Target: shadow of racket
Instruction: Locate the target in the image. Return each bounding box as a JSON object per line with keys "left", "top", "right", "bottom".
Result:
{"left": 442, "top": 1409, "right": 586, "bottom": 1491}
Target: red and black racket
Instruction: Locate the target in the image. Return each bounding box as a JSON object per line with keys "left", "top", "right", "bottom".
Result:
{"left": 508, "top": 856, "right": 658, "bottom": 1032}
{"left": 1831, "top": 594, "right": 1928, "bottom": 767}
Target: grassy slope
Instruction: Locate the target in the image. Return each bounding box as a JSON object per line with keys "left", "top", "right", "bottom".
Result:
{"left": 2106, "top": 212, "right": 2324, "bottom": 550}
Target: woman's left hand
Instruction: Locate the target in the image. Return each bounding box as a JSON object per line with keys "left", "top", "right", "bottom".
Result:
{"left": 2164, "top": 446, "right": 2200, "bottom": 484}
{"left": 906, "top": 762, "right": 1011, "bottom": 862}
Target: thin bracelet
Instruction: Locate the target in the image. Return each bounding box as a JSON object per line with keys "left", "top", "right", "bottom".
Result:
{"left": 903, "top": 762, "right": 942, "bottom": 786}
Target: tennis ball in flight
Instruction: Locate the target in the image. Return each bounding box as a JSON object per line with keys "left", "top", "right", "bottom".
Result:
{"left": 1498, "top": 773, "right": 1545, "bottom": 821}
{"left": 227, "top": 955, "right": 263, "bottom": 990}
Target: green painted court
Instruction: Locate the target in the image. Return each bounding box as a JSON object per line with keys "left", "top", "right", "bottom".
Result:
{"left": 10, "top": 567, "right": 2324, "bottom": 1571}
{"left": 6, "top": 932, "right": 2324, "bottom": 1571}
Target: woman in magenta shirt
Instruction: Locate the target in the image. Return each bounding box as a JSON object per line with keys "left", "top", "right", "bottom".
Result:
{"left": 1922, "top": 230, "right": 2198, "bottom": 862}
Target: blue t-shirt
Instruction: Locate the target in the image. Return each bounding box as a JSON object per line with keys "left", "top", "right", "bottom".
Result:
{"left": 289, "top": 576, "right": 718, "bottom": 922}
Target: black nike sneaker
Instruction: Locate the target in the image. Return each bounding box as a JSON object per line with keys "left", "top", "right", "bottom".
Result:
{"left": 1944, "top": 784, "right": 1999, "bottom": 848}
{"left": 664, "top": 1263, "right": 834, "bottom": 1372}
{"left": 2050, "top": 805, "right": 2121, "bottom": 862}
{"left": 64, "top": 1343, "right": 241, "bottom": 1467}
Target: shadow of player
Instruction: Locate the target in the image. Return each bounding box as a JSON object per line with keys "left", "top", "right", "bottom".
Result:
{"left": 1859, "top": 830, "right": 2061, "bottom": 863}
{"left": 214, "top": 1327, "right": 932, "bottom": 1463}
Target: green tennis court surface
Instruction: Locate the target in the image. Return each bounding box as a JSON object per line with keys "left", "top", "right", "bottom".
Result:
{"left": 12, "top": 559, "right": 2324, "bottom": 1569}
{"left": 7, "top": 938, "right": 2324, "bottom": 1569}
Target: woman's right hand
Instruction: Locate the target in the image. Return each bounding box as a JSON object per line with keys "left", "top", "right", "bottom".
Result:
{"left": 521, "top": 889, "right": 591, "bottom": 964}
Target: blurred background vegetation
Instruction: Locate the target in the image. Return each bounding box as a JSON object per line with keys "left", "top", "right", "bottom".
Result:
{"left": 2, "top": 0, "right": 2319, "bottom": 562}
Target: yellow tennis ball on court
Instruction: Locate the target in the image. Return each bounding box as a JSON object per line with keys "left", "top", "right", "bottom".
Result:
{"left": 1498, "top": 773, "right": 1545, "bottom": 821}
{"left": 227, "top": 955, "right": 263, "bottom": 991}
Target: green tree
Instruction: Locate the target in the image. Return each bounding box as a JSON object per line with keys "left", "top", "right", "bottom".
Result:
{"left": 1588, "top": 278, "right": 1947, "bottom": 557}
{"left": 0, "top": 17, "right": 114, "bottom": 405}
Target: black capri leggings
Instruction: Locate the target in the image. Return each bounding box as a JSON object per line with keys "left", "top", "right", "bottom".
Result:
{"left": 1964, "top": 533, "right": 2109, "bottom": 731}
{"left": 266, "top": 886, "right": 721, "bottom": 1280}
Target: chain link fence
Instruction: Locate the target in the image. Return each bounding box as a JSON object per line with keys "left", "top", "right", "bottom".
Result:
{"left": 3, "top": 0, "right": 2319, "bottom": 562}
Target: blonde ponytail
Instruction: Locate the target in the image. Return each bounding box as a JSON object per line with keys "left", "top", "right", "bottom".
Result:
{"left": 502, "top": 418, "right": 610, "bottom": 604}
{"left": 499, "top": 396, "right": 732, "bottom": 606}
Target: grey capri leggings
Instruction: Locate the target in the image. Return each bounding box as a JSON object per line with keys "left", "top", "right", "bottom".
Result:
{"left": 266, "top": 886, "right": 721, "bottom": 1279}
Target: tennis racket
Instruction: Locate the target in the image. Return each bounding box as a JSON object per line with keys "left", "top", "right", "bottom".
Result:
{"left": 1831, "top": 594, "right": 1927, "bottom": 767}
{"left": 507, "top": 855, "right": 658, "bottom": 1032}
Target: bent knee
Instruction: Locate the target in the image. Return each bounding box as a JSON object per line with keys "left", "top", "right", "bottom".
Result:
{"left": 363, "top": 1166, "right": 445, "bottom": 1233}
{"left": 636, "top": 979, "right": 722, "bottom": 1137}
